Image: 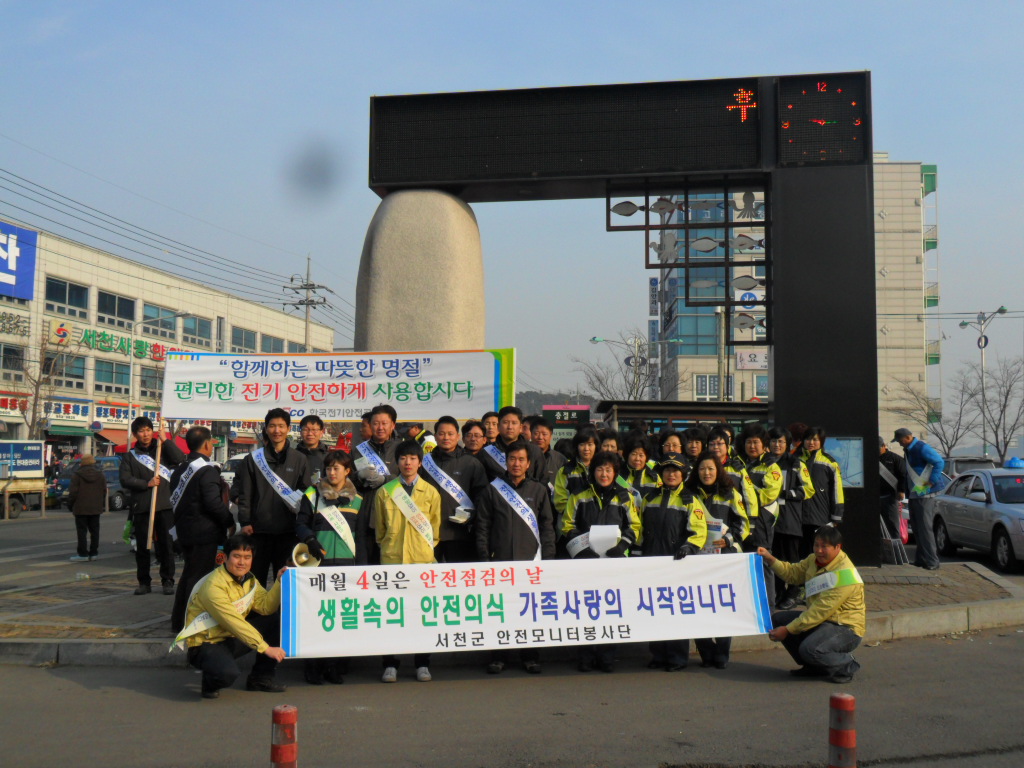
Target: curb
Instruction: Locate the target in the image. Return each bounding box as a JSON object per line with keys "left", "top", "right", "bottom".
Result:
{"left": 4, "top": 597, "right": 1024, "bottom": 668}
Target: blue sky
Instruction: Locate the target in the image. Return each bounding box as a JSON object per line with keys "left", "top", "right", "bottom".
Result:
{"left": 3, "top": 0, "right": 1022, "bottom": 395}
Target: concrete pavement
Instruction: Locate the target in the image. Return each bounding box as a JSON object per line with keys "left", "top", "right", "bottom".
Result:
{"left": 3, "top": 509, "right": 1023, "bottom": 668}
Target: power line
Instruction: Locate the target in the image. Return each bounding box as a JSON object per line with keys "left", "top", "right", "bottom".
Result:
{"left": 0, "top": 131, "right": 305, "bottom": 258}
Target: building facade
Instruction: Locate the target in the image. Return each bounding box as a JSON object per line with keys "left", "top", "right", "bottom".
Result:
{"left": 0, "top": 218, "right": 334, "bottom": 461}
{"left": 654, "top": 153, "right": 939, "bottom": 439}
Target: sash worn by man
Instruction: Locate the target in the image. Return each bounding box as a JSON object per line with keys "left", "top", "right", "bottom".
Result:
{"left": 180, "top": 534, "right": 286, "bottom": 699}
{"left": 374, "top": 439, "right": 442, "bottom": 683}
{"left": 119, "top": 416, "right": 187, "bottom": 595}
{"left": 478, "top": 406, "right": 547, "bottom": 484}
{"left": 759, "top": 524, "right": 866, "bottom": 684}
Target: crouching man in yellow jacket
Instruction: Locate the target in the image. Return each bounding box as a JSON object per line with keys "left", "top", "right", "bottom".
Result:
{"left": 176, "top": 533, "right": 286, "bottom": 699}
{"left": 758, "top": 524, "right": 866, "bottom": 684}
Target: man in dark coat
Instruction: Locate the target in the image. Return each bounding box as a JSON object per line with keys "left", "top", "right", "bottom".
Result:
{"left": 169, "top": 425, "right": 236, "bottom": 633}
{"left": 68, "top": 454, "right": 107, "bottom": 562}
{"left": 120, "top": 416, "right": 186, "bottom": 594}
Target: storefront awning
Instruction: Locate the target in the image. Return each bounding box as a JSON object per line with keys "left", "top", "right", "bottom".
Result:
{"left": 232, "top": 436, "right": 257, "bottom": 445}
{"left": 46, "top": 425, "right": 95, "bottom": 437}
{"left": 95, "top": 428, "right": 129, "bottom": 445}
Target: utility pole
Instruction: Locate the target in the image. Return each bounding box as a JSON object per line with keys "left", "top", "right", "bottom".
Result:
{"left": 285, "top": 256, "right": 328, "bottom": 350}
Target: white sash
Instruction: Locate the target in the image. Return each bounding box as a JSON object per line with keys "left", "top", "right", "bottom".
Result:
{"left": 253, "top": 448, "right": 304, "bottom": 511}
{"left": 483, "top": 442, "right": 507, "bottom": 470}
{"left": 354, "top": 441, "right": 391, "bottom": 476}
{"left": 878, "top": 461, "right": 900, "bottom": 494}
{"left": 491, "top": 478, "right": 541, "bottom": 561}
{"left": 170, "top": 456, "right": 213, "bottom": 512}
{"left": 170, "top": 570, "right": 258, "bottom": 651}
{"left": 388, "top": 481, "right": 434, "bottom": 547}
{"left": 805, "top": 567, "right": 863, "bottom": 598}
{"left": 313, "top": 493, "right": 357, "bottom": 558}
{"left": 135, "top": 450, "right": 173, "bottom": 482}
{"left": 566, "top": 532, "right": 591, "bottom": 559}
{"left": 422, "top": 454, "right": 474, "bottom": 509}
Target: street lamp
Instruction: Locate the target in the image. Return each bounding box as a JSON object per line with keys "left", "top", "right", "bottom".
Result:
{"left": 590, "top": 335, "right": 648, "bottom": 400}
{"left": 959, "top": 306, "right": 1007, "bottom": 456}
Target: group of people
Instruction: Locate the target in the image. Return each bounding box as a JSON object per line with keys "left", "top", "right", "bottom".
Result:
{"left": 129, "top": 403, "right": 868, "bottom": 700}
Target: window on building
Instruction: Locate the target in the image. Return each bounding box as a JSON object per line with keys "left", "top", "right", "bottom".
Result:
{"left": 142, "top": 304, "right": 177, "bottom": 339}
{"left": 97, "top": 291, "right": 135, "bottom": 329}
{"left": 693, "top": 374, "right": 734, "bottom": 402}
{"left": 44, "top": 353, "right": 86, "bottom": 390}
{"left": 755, "top": 374, "right": 769, "bottom": 399}
{"left": 45, "top": 277, "right": 89, "bottom": 319}
{"left": 182, "top": 316, "right": 212, "bottom": 348}
{"left": 94, "top": 359, "right": 131, "bottom": 395}
{"left": 0, "top": 294, "right": 28, "bottom": 308}
{"left": 140, "top": 366, "right": 162, "bottom": 399}
{"left": 288, "top": 341, "right": 307, "bottom": 353}
{"left": 231, "top": 327, "right": 256, "bottom": 353}
{"left": 0, "top": 343, "right": 24, "bottom": 383}
{"left": 261, "top": 334, "right": 284, "bottom": 354}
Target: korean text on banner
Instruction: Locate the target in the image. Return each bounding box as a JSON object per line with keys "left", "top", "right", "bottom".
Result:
{"left": 281, "top": 554, "right": 772, "bottom": 658}
{"left": 160, "top": 349, "right": 515, "bottom": 422}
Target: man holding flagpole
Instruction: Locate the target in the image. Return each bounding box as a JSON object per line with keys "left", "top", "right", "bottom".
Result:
{"left": 178, "top": 533, "right": 287, "bottom": 698}
{"left": 120, "top": 416, "right": 186, "bottom": 595}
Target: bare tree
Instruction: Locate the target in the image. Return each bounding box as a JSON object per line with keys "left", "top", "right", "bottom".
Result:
{"left": 571, "top": 329, "right": 658, "bottom": 401}
{"left": 889, "top": 367, "right": 978, "bottom": 457}
{"left": 972, "top": 357, "right": 1024, "bottom": 464}
{"left": 18, "top": 330, "right": 84, "bottom": 440}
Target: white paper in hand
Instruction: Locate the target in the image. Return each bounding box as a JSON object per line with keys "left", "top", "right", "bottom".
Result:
{"left": 588, "top": 525, "right": 621, "bottom": 558}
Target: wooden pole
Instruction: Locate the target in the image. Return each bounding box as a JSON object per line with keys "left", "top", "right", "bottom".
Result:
{"left": 146, "top": 416, "right": 165, "bottom": 551}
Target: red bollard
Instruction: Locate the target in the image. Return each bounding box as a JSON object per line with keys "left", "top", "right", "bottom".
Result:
{"left": 271, "top": 705, "right": 298, "bottom": 768}
{"left": 829, "top": 693, "right": 856, "bottom": 768}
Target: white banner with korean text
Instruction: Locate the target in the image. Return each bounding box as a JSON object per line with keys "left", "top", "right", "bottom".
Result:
{"left": 160, "top": 349, "right": 515, "bottom": 422}
{"left": 280, "top": 554, "right": 772, "bottom": 658}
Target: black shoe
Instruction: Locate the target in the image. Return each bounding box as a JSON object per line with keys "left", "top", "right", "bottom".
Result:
{"left": 714, "top": 661, "right": 728, "bottom": 670}
{"left": 790, "top": 665, "right": 829, "bottom": 678}
{"left": 246, "top": 677, "right": 286, "bottom": 693}
{"left": 828, "top": 672, "right": 854, "bottom": 684}
{"left": 598, "top": 661, "right": 615, "bottom": 673}
{"left": 777, "top": 598, "right": 797, "bottom": 610}
{"left": 304, "top": 670, "right": 324, "bottom": 685}
{"left": 201, "top": 689, "right": 220, "bottom": 699}
{"left": 487, "top": 661, "right": 505, "bottom": 675}
{"left": 924, "top": 564, "right": 940, "bottom": 571}
{"left": 323, "top": 664, "right": 345, "bottom": 685}
{"left": 162, "top": 583, "right": 175, "bottom": 595}
{"left": 646, "top": 659, "right": 665, "bottom": 670}
{"left": 134, "top": 584, "right": 151, "bottom": 595}
{"left": 664, "top": 664, "right": 686, "bottom": 672}
{"left": 523, "top": 661, "right": 542, "bottom": 675}
{"left": 577, "top": 659, "right": 594, "bottom": 673}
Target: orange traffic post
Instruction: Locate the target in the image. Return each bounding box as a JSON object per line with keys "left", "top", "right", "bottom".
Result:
{"left": 829, "top": 692, "right": 856, "bottom": 768}
{"left": 271, "top": 705, "right": 298, "bottom": 768}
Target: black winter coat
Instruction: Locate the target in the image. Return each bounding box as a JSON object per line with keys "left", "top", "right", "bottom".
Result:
{"left": 119, "top": 439, "right": 187, "bottom": 514}
{"left": 475, "top": 476, "right": 556, "bottom": 561}
{"left": 170, "top": 452, "right": 234, "bottom": 546}
{"left": 233, "top": 443, "right": 310, "bottom": 535}
{"left": 419, "top": 446, "right": 488, "bottom": 543}
{"left": 68, "top": 464, "right": 107, "bottom": 515}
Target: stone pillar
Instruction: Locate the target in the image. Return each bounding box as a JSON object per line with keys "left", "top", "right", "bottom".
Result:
{"left": 355, "top": 190, "right": 485, "bottom": 352}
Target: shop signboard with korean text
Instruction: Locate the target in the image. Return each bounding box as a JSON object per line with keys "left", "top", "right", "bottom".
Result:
{"left": 162, "top": 349, "right": 515, "bottom": 421}
{"left": 543, "top": 405, "right": 590, "bottom": 443}
{"left": 0, "top": 441, "right": 45, "bottom": 478}
{"left": 0, "top": 221, "right": 37, "bottom": 301}
{"left": 282, "top": 554, "right": 771, "bottom": 658}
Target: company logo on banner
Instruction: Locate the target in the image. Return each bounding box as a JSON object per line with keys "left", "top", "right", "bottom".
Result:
{"left": 280, "top": 555, "right": 771, "bottom": 658}
{"left": 161, "top": 349, "right": 516, "bottom": 421}
{"left": 0, "top": 221, "right": 38, "bottom": 301}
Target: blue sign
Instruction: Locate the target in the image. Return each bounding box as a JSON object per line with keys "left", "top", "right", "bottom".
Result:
{"left": 0, "top": 221, "right": 38, "bottom": 301}
{"left": 0, "top": 441, "right": 45, "bottom": 477}
{"left": 740, "top": 291, "right": 758, "bottom": 309}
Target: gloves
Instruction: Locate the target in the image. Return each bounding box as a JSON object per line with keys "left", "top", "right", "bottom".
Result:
{"left": 673, "top": 545, "right": 691, "bottom": 560}
{"left": 605, "top": 540, "right": 629, "bottom": 558}
{"left": 357, "top": 467, "right": 385, "bottom": 489}
{"left": 305, "top": 537, "right": 326, "bottom": 558}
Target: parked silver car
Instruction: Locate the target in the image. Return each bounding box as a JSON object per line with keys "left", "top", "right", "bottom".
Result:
{"left": 932, "top": 469, "right": 1024, "bottom": 572}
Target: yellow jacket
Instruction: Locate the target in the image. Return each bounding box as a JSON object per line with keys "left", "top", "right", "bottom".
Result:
{"left": 184, "top": 565, "right": 282, "bottom": 652}
{"left": 770, "top": 549, "right": 866, "bottom": 637}
{"left": 374, "top": 477, "right": 442, "bottom": 564}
